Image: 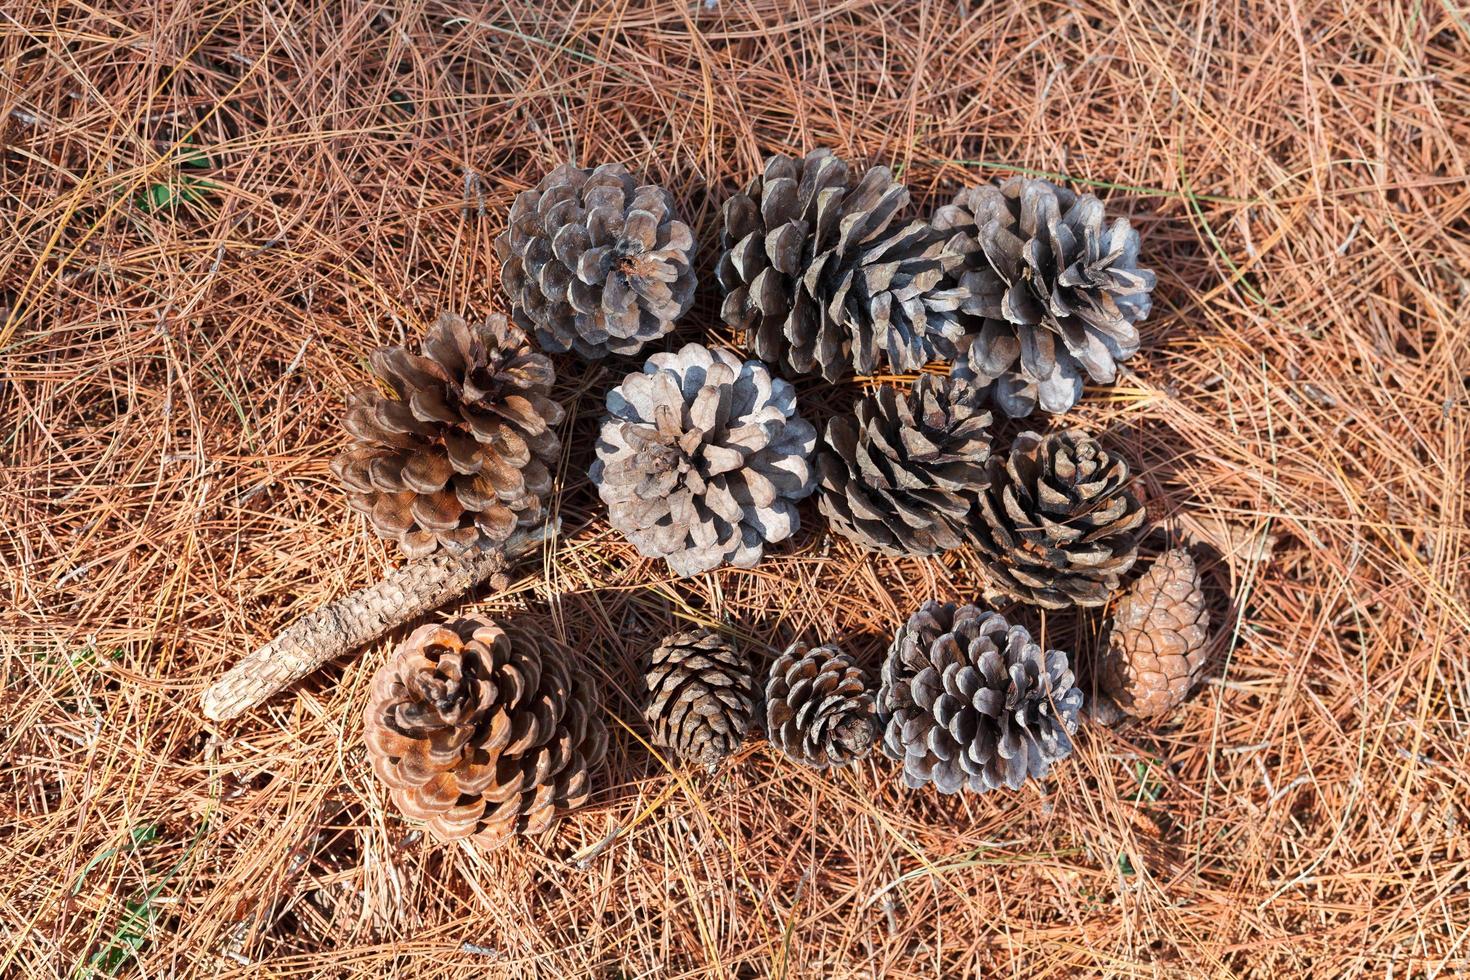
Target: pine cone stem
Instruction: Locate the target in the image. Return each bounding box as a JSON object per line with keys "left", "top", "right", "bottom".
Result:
{"left": 199, "top": 521, "right": 558, "bottom": 722}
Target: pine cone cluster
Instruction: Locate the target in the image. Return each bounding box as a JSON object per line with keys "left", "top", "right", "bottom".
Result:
{"left": 1098, "top": 549, "right": 1210, "bottom": 719}
{"left": 934, "top": 177, "right": 1156, "bottom": 418}
{"left": 879, "top": 601, "right": 1082, "bottom": 794}
{"left": 495, "top": 162, "right": 696, "bottom": 359}
{"left": 765, "top": 642, "right": 877, "bottom": 770}
{"left": 716, "top": 149, "right": 967, "bottom": 382}
{"left": 817, "top": 373, "right": 992, "bottom": 557}
{"left": 591, "top": 343, "right": 818, "bottom": 577}
{"left": 331, "top": 312, "right": 564, "bottom": 559}
{"left": 362, "top": 616, "right": 607, "bottom": 848}
{"left": 643, "top": 628, "right": 756, "bottom": 772}
{"left": 971, "top": 429, "right": 1144, "bottom": 609}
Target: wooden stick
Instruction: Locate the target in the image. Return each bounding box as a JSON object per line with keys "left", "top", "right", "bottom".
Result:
{"left": 200, "top": 522, "right": 557, "bottom": 722}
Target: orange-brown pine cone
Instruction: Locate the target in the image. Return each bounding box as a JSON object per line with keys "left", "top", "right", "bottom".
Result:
{"left": 362, "top": 616, "right": 607, "bottom": 848}
{"left": 1098, "top": 548, "right": 1210, "bottom": 719}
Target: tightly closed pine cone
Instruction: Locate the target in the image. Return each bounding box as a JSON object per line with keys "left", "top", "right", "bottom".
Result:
{"left": 590, "top": 343, "right": 818, "bottom": 577}
{"left": 331, "top": 312, "right": 564, "bottom": 558}
{"left": 765, "top": 642, "right": 877, "bottom": 770}
{"left": 643, "top": 628, "right": 756, "bottom": 772}
{"left": 1098, "top": 548, "right": 1210, "bottom": 719}
{"left": 818, "top": 373, "right": 993, "bottom": 557}
{"left": 495, "top": 163, "right": 696, "bottom": 359}
{"left": 970, "top": 429, "right": 1145, "bottom": 609}
{"left": 363, "top": 616, "right": 607, "bottom": 848}
{"left": 935, "top": 177, "right": 1156, "bottom": 417}
{"left": 716, "top": 149, "right": 967, "bottom": 382}
{"left": 879, "top": 602, "right": 1082, "bottom": 794}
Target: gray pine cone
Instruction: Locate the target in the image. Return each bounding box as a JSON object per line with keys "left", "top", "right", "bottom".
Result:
{"left": 494, "top": 163, "right": 696, "bottom": 359}
{"left": 716, "top": 149, "right": 967, "bottom": 382}
{"left": 970, "top": 429, "right": 1145, "bottom": 609}
{"left": 644, "top": 628, "right": 755, "bottom": 772}
{"left": 765, "top": 642, "right": 877, "bottom": 770}
{"left": 935, "top": 177, "right": 1156, "bottom": 417}
{"left": 817, "top": 373, "right": 993, "bottom": 557}
{"left": 879, "top": 601, "right": 1082, "bottom": 794}
{"left": 590, "top": 343, "right": 818, "bottom": 578}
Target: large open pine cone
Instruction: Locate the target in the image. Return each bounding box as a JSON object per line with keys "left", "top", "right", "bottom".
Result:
{"left": 331, "top": 312, "right": 564, "bottom": 558}
{"left": 934, "top": 177, "right": 1155, "bottom": 417}
{"left": 643, "top": 628, "right": 755, "bottom": 772}
{"left": 363, "top": 616, "right": 607, "bottom": 848}
{"left": 879, "top": 602, "right": 1082, "bottom": 794}
{"left": 1098, "top": 548, "right": 1210, "bottom": 719}
{"left": 716, "top": 149, "right": 967, "bottom": 381}
{"left": 495, "top": 163, "right": 696, "bottom": 359}
{"left": 765, "top": 641, "right": 877, "bottom": 770}
{"left": 970, "top": 429, "right": 1145, "bottom": 609}
{"left": 817, "top": 373, "right": 992, "bottom": 557}
{"left": 591, "top": 343, "right": 818, "bottom": 577}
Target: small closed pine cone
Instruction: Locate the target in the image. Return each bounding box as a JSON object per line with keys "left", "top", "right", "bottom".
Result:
{"left": 362, "top": 616, "right": 608, "bottom": 848}
{"left": 765, "top": 642, "right": 877, "bottom": 770}
{"left": 818, "top": 373, "right": 993, "bottom": 557}
{"left": 970, "top": 429, "right": 1145, "bottom": 609}
{"left": 591, "top": 343, "right": 818, "bottom": 577}
{"left": 1098, "top": 548, "right": 1210, "bottom": 719}
{"left": 716, "top": 149, "right": 967, "bottom": 382}
{"left": 934, "top": 177, "right": 1156, "bottom": 418}
{"left": 331, "top": 312, "right": 564, "bottom": 559}
{"left": 495, "top": 162, "right": 696, "bottom": 359}
{"left": 643, "top": 628, "right": 756, "bottom": 772}
{"left": 879, "top": 601, "right": 1082, "bottom": 794}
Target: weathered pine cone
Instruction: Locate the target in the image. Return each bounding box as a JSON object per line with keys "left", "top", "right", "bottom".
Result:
{"left": 1098, "top": 548, "right": 1210, "bottom": 719}
{"left": 590, "top": 343, "right": 818, "bottom": 577}
{"left": 331, "top": 312, "right": 563, "bottom": 558}
{"left": 935, "top": 177, "right": 1156, "bottom": 417}
{"left": 970, "top": 429, "right": 1145, "bottom": 609}
{"left": 716, "top": 149, "right": 967, "bottom": 381}
{"left": 817, "top": 373, "right": 992, "bottom": 557}
{"left": 643, "top": 628, "right": 756, "bottom": 772}
{"left": 879, "top": 602, "right": 1082, "bottom": 794}
{"left": 765, "top": 642, "right": 877, "bottom": 770}
{"left": 362, "top": 616, "right": 607, "bottom": 848}
{"left": 495, "top": 163, "right": 696, "bottom": 359}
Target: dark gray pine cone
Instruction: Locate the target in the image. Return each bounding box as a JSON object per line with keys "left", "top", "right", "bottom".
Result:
{"left": 494, "top": 162, "right": 696, "bottom": 359}
{"left": 765, "top": 642, "right": 877, "bottom": 770}
{"left": 970, "top": 429, "right": 1145, "bottom": 609}
{"left": 879, "top": 601, "right": 1082, "bottom": 794}
{"left": 643, "top": 628, "right": 756, "bottom": 772}
{"left": 817, "top": 373, "right": 993, "bottom": 557}
{"left": 330, "top": 312, "right": 563, "bottom": 558}
{"left": 934, "top": 177, "right": 1156, "bottom": 417}
{"left": 716, "top": 149, "right": 967, "bottom": 382}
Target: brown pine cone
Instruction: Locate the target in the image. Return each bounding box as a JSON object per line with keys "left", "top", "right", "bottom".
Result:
{"left": 1098, "top": 548, "right": 1210, "bottom": 719}
{"left": 331, "top": 312, "right": 564, "bottom": 559}
{"left": 362, "top": 616, "right": 607, "bottom": 848}
{"left": 643, "top": 628, "right": 755, "bottom": 772}
{"left": 970, "top": 429, "right": 1145, "bottom": 609}
{"left": 765, "top": 642, "right": 877, "bottom": 770}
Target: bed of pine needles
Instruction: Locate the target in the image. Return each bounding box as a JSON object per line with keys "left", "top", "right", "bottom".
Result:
{"left": 3, "top": 1, "right": 1467, "bottom": 976}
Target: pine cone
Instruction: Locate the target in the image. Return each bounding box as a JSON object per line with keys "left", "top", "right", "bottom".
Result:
{"left": 1098, "top": 548, "right": 1210, "bottom": 718}
{"left": 716, "top": 149, "right": 967, "bottom": 382}
{"left": 495, "top": 163, "right": 696, "bottom": 359}
{"left": 643, "top": 628, "right": 756, "bottom": 772}
{"left": 878, "top": 601, "right": 1082, "bottom": 794}
{"left": 362, "top": 616, "right": 607, "bottom": 848}
{"left": 934, "top": 177, "right": 1156, "bottom": 417}
{"left": 765, "top": 642, "right": 877, "bottom": 770}
{"left": 590, "top": 343, "right": 818, "bottom": 577}
{"left": 331, "top": 312, "right": 564, "bottom": 559}
{"left": 817, "top": 374, "right": 993, "bottom": 557}
{"left": 970, "top": 429, "right": 1145, "bottom": 609}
